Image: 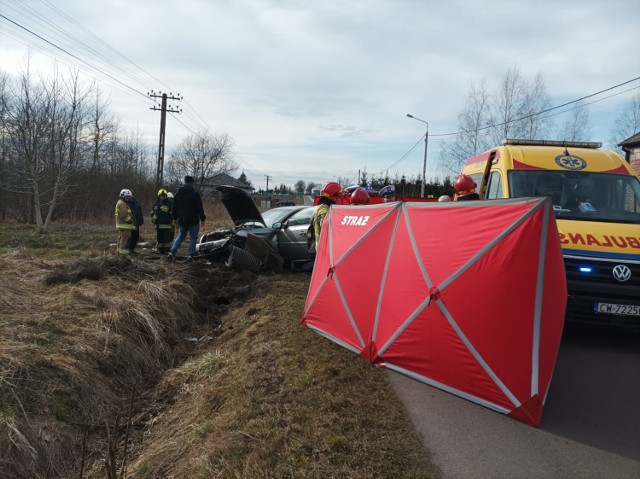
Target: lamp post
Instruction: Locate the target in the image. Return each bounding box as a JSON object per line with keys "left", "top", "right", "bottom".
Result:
{"left": 406, "top": 113, "right": 429, "bottom": 198}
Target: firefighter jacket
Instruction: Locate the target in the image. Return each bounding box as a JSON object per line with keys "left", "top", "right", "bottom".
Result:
{"left": 312, "top": 202, "right": 331, "bottom": 251}
{"left": 152, "top": 198, "right": 174, "bottom": 229}
{"left": 115, "top": 199, "right": 136, "bottom": 230}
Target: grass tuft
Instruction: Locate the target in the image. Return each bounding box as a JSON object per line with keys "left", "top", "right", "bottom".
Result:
{"left": 0, "top": 222, "right": 440, "bottom": 479}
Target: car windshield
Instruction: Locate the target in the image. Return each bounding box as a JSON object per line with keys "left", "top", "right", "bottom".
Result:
{"left": 260, "top": 207, "right": 299, "bottom": 227}
{"left": 508, "top": 170, "right": 640, "bottom": 224}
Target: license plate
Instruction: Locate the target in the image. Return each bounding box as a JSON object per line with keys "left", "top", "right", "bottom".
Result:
{"left": 594, "top": 303, "right": 640, "bottom": 316}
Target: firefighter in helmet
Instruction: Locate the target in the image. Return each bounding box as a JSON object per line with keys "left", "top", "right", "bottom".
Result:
{"left": 310, "top": 181, "right": 344, "bottom": 253}
{"left": 115, "top": 189, "right": 136, "bottom": 255}
{"left": 454, "top": 174, "right": 480, "bottom": 201}
{"left": 350, "top": 187, "right": 370, "bottom": 205}
{"left": 151, "top": 188, "right": 174, "bottom": 254}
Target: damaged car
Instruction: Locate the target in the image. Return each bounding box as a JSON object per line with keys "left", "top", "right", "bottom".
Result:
{"left": 196, "top": 185, "right": 315, "bottom": 269}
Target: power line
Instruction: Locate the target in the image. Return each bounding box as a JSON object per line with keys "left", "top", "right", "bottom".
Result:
{"left": 430, "top": 76, "right": 640, "bottom": 138}
{"left": 0, "top": 4, "right": 211, "bottom": 140}
{"left": 379, "top": 77, "right": 640, "bottom": 175}
{"left": 0, "top": 13, "right": 149, "bottom": 99}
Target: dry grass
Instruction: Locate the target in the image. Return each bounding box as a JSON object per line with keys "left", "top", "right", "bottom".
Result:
{"left": 127, "top": 275, "right": 438, "bottom": 479}
{"left": 0, "top": 222, "right": 439, "bottom": 478}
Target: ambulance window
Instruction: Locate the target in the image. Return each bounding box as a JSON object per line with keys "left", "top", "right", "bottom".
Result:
{"left": 486, "top": 171, "right": 503, "bottom": 199}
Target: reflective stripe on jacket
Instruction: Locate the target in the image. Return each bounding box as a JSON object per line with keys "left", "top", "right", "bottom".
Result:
{"left": 312, "top": 203, "right": 330, "bottom": 250}
{"left": 115, "top": 199, "right": 136, "bottom": 230}
{"left": 152, "top": 199, "right": 174, "bottom": 227}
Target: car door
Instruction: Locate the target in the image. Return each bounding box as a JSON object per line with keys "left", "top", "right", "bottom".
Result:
{"left": 277, "top": 207, "right": 315, "bottom": 260}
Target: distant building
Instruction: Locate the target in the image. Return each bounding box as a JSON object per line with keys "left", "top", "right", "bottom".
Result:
{"left": 202, "top": 173, "right": 254, "bottom": 199}
{"left": 619, "top": 132, "right": 640, "bottom": 176}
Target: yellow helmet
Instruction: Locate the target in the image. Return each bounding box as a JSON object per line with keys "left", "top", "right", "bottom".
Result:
{"left": 157, "top": 188, "right": 168, "bottom": 197}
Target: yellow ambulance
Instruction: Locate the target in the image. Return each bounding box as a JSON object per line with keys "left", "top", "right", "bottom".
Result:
{"left": 462, "top": 139, "right": 640, "bottom": 327}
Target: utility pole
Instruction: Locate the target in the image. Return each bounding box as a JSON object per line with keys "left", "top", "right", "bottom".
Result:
{"left": 406, "top": 114, "right": 429, "bottom": 198}
{"left": 265, "top": 175, "right": 272, "bottom": 205}
{"left": 149, "top": 91, "right": 182, "bottom": 190}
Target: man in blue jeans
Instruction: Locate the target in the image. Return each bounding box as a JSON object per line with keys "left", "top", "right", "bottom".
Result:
{"left": 168, "top": 175, "right": 206, "bottom": 262}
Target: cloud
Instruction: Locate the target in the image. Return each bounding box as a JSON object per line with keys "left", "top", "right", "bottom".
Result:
{"left": 1, "top": 0, "right": 639, "bottom": 190}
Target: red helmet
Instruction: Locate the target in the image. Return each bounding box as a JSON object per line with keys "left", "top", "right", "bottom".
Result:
{"left": 350, "top": 188, "right": 370, "bottom": 205}
{"left": 321, "top": 181, "right": 344, "bottom": 200}
{"left": 454, "top": 174, "right": 477, "bottom": 195}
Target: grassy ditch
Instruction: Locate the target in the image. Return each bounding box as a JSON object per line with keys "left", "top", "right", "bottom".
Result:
{"left": 0, "top": 222, "right": 440, "bottom": 478}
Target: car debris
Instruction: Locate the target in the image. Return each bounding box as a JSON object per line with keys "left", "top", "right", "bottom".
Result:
{"left": 196, "top": 185, "right": 315, "bottom": 272}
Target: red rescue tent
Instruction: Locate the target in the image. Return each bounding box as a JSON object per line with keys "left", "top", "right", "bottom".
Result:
{"left": 301, "top": 197, "right": 567, "bottom": 426}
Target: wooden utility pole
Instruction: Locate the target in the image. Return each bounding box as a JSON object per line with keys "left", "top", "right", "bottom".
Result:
{"left": 148, "top": 91, "right": 182, "bottom": 190}
{"left": 265, "top": 175, "right": 272, "bottom": 207}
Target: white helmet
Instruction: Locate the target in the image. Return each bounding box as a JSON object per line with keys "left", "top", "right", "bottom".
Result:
{"left": 438, "top": 195, "right": 452, "bottom": 202}
{"left": 119, "top": 188, "right": 133, "bottom": 199}
{"left": 167, "top": 192, "right": 174, "bottom": 199}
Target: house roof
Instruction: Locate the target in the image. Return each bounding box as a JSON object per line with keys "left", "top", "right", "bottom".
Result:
{"left": 618, "top": 132, "right": 640, "bottom": 147}
{"left": 204, "top": 172, "right": 254, "bottom": 190}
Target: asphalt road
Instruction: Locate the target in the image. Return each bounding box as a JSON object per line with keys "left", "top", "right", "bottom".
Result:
{"left": 389, "top": 323, "right": 640, "bottom": 479}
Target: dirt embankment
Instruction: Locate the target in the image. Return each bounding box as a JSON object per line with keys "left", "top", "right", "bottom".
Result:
{"left": 1, "top": 248, "right": 438, "bottom": 478}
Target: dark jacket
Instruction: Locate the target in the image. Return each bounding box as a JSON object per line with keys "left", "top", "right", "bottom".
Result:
{"left": 131, "top": 198, "right": 144, "bottom": 227}
{"left": 456, "top": 193, "right": 480, "bottom": 202}
{"left": 151, "top": 198, "right": 173, "bottom": 228}
{"left": 172, "top": 183, "right": 206, "bottom": 227}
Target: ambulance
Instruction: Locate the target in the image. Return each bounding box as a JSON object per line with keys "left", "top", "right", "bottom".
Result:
{"left": 462, "top": 139, "right": 640, "bottom": 327}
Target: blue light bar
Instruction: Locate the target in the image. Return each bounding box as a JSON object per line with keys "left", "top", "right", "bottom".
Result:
{"left": 579, "top": 267, "right": 592, "bottom": 273}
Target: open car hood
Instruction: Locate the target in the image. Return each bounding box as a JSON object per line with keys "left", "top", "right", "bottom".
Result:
{"left": 216, "top": 185, "right": 265, "bottom": 227}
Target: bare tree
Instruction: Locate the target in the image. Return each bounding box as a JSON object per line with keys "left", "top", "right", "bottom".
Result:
{"left": 518, "top": 72, "right": 553, "bottom": 139}
{"left": 442, "top": 67, "right": 553, "bottom": 173}
{"left": 167, "top": 130, "right": 236, "bottom": 192}
{"left": 558, "top": 102, "right": 591, "bottom": 141}
{"left": 488, "top": 67, "right": 553, "bottom": 144}
{"left": 440, "top": 79, "right": 492, "bottom": 172}
{"left": 609, "top": 92, "right": 640, "bottom": 154}
{"left": 0, "top": 70, "right": 8, "bottom": 220}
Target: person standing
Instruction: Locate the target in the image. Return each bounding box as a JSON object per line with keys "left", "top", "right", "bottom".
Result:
{"left": 311, "top": 182, "right": 343, "bottom": 252}
{"left": 151, "top": 188, "right": 174, "bottom": 254}
{"left": 350, "top": 187, "right": 370, "bottom": 205}
{"left": 128, "top": 191, "right": 144, "bottom": 254}
{"left": 168, "top": 176, "right": 206, "bottom": 262}
{"left": 453, "top": 174, "right": 480, "bottom": 201}
{"left": 166, "top": 192, "right": 176, "bottom": 247}
{"left": 379, "top": 185, "right": 397, "bottom": 202}
{"left": 115, "top": 189, "right": 136, "bottom": 255}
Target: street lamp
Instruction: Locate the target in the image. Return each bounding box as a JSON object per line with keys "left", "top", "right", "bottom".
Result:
{"left": 406, "top": 113, "right": 429, "bottom": 198}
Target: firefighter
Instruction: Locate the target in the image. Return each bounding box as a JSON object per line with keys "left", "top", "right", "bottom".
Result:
{"left": 454, "top": 174, "right": 480, "bottom": 201}
{"left": 379, "top": 185, "right": 396, "bottom": 202}
{"left": 115, "top": 189, "right": 136, "bottom": 255}
{"left": 151, "top": 188, "right": 174, "bottom": 254}
{"left": 311, "top": 181, "right": 344, "bottom": 252}
{"left": 128, "top": 191, "right": 144, "bottom": 254}
{"left": 350, "top": 187, "right": 370, "bottom": 205}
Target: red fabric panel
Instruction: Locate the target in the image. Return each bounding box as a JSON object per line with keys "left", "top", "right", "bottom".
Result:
{"left": 329, "top": 205, "right": 396, "bottom": 264}
{"left": 329, "top": 206, "right": 398, "bottom": 342}
{"left": 404, "top": 202, "right": 534, "bottom": 286}
{"left": 508, "top": 394, "right": 543, "bottom": 427}
{"left": 373, "top": 211, "right": 432, "bottom": 347}
{"left": 537, "top": 212, "right": 568, "bottom": 400}
{"left": 302, "top": 198, "right": 567, "bottom": 426}
{"left": 384, "top": 307, "right": 513, "bottom": 410}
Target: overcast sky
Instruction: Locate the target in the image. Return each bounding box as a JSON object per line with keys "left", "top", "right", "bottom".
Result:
{"left": 1, "top": 0, "right": 639, "bottom": 190}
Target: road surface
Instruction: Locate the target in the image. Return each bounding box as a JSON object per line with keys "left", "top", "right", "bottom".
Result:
{"left": 389, "top": 323, "right": 640, "bottom": 478}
